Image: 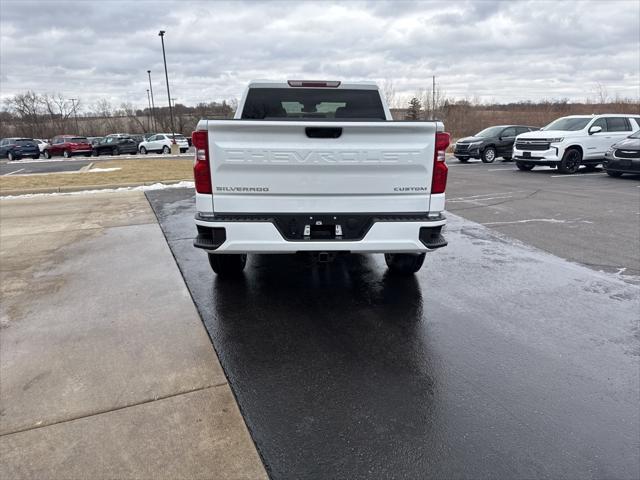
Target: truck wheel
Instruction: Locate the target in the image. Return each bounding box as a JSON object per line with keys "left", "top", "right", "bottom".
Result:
{"left": 44, "top": 150, "right": 52, "bottom": 159}
{"left": 384, "top": 253, "right": 426, "bottom": 275}
{"left": 516, "top": 162, "right": 534, "bottom": 171}
{"left": 606, "top": 170, "right": 623, "bottom": 178}
{"left": 63, "top": 150, "right": 71, "bottom": 158}
{"left": 208, "top": 253, "right": 247, "bottom": 276}
{"left": 7, "top": 151, "right": 15, "bottom": 161}
{"left": 558, "top": 148, "right": 581, "bottom": 174}
{"left": 481, "top": 147, "right": 496, "bottom": 163}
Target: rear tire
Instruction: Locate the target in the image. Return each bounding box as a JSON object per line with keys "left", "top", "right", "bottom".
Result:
{"left": 208, "top": 253, "right": 247, "bottom": 276}
{"left": 162, "top": 145, "right": 170, "bottom": 154}
{"left": 63, "top": 150, "right": 71, "bottom": 158}
{"left": 606, "top": 170, "right": 623, "bottom": 177}
{"left": 44, "top": 150, "right": 52, "bottom": 159}
{"left": 139, "top": 147, "right": 147, "bottom": 154}
{"left": 558, "top": 148, "right": 582, "bottom": 174}
{"left": 384, "top": 253, "right": 426, "bottom": 275}
{"left": 7, "top": 152, "right": 15, "bottom": 161}
{"left": 481, "top": 147, "right": 496, "bottom": 163}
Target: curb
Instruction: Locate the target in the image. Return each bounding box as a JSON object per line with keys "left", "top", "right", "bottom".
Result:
{"left": 0, "top": 179, "right": 191, "bottom": 197}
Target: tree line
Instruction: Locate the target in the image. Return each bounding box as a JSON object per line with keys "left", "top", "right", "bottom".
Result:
{"left": 2, "top": 84, "right": 638, "bottom": 141}
{"left": 0, "top": 92, "right": 237, "bottom": 139}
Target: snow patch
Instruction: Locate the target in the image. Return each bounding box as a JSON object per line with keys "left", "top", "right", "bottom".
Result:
{"left": 1, "top": 181, "right": 195, "bottom": 199}
{"left": 87, "top": 167, "right": 121, "bottom": 173}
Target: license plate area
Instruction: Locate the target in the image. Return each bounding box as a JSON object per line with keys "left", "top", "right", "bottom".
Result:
{"left": 523, "top": 151, "right": 531, "bottom": 158}
{"left": 310, "top": 224, "right": 336, "bottom": 240}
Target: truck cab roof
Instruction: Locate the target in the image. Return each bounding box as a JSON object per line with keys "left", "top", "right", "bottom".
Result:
{"left": 247, "top": 80, "right": 379, "bottom": 90}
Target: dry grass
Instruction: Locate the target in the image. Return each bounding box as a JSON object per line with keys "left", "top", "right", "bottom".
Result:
{"left": 0, "top": 159, "right": 193, "bottom": 192}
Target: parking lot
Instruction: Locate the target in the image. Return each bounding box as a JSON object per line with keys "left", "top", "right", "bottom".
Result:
{"left": 1, "top": 151, "right": 638, "bottom": 479}
{"left": 446, "top": 159, "right": 640, "bottom": 277}
{"left": 140, "top": 159, "right": 639, "bottom": 478}
{"left": 0, "top": 152, "right": 191, "bottom": 176}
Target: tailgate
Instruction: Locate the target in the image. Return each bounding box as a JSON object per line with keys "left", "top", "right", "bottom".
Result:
{"left": 206, "top": 120, "right": 437, "bottom": 213}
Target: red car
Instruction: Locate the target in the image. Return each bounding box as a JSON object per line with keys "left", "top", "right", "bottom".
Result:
{"left": 44, "top": 135, "right": 93, "bottom": 158}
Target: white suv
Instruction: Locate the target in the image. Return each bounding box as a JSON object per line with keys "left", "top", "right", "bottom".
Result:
{"left": 138, "top": 133, "right": 189, "bottom": 154}
{"left": 513, "top": 114, "right": 640, "bottom": 174}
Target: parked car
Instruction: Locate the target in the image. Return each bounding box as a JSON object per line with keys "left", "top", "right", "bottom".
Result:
{"left": 87, "top": 136, "right": 103, "bottom": 146}
{"left": 138, "top": 133, "right": 189, "bottom": 154}
{"left": 603, "top": 130, "right": 640, "bottom": 177}
{"left": 0, "top": 137, "right": 40, "bottom": 160}
{"left": 34, "top": 138, "right": 49, "bottom": 153}
{"left": 513, "top": 114, "right": 640, "bottom": 174}
{"left": 92, "top": 136, "right": 139, "bottom": 156}
{"left": 43, "top": 135, "right": 93, "bottom": 158}
{"left": 454, "top": 125, "right": 538, "bottom": 163}
{"left": 128, "top": 134, "right": 144, "bottom": 146}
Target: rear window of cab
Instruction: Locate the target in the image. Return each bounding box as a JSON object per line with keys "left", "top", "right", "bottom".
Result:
{"left": 241, "top": 88, "right": 386, "bottom": 121}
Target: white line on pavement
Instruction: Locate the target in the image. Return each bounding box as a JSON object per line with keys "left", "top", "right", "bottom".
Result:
{"left": 551, "top": 173, "right": 604, "bottom": 178}
{"left": 483, "top": 218, "right": 594, "bottom": 226}
{"left": 3, "top": 168, "right": 25, "bottom": 176}
{"left": 448, "top": 191, "right": 524, "bottom": 201}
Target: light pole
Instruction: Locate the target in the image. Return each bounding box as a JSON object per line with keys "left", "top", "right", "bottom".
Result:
{"left": 146, "top": 89, "right": 152, "bottom": 131}
{"left": 147, "top": 70, "right": 157, "bottom": 132}
{"left": 70, "top": 98, "right": 79, "bottom": 133}
{"left": 158, "top": 30, "right": 177, "bottom": 148}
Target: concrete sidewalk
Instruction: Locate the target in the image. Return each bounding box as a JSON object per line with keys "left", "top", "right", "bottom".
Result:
{"left": 0, "top": 192, "right": 267, "bottom": 479}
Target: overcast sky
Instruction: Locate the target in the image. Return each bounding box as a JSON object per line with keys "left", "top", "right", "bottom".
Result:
{"left": 1, "top": 0, "right": 639, "bottom": 110}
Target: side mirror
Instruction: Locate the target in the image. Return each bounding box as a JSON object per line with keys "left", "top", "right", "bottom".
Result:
{"left": 589, "top": 126, "right": 602, "bottom": 135}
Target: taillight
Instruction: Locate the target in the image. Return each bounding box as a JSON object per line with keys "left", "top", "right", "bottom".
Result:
{"left": 432, "top": 132, "right": 450, "bottom": 194}
{"left": 192, "top": 130, "right": 211, "bottom": 194}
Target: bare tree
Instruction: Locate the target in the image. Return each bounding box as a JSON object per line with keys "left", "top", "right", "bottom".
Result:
{"left": 3, "top": 91, "right": 45, "bottom": 137}
{"left": 381, "top": 79, "right": 397, "bottom": 109}
{"left": 593, "top": 82, "right": 609, "bottom": 104}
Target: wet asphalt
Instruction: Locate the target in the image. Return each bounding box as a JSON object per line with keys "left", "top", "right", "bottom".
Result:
{"left": 147, "top": 188, "right": 639, "bottom": 480}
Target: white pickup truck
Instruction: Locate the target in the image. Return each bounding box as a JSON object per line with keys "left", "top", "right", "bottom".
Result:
{"left": 192, "top": 80, "right": 450, "bottom": 277}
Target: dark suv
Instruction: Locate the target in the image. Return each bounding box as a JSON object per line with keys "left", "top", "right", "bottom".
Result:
{"left": 603, "top": 130, "right": 640, "bottom": 177}
{"left": 92, "top": 136, "right": 139, "bottom": 156}
{"left": 454, "top": 125, "right": 539, "bottom": 163}
{"left": 0, "top": 138, "right": 40, "bottom": 160}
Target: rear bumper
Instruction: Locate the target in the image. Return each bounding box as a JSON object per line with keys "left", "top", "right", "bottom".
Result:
{"left": 194, "top": 216, "right": 447, "bottom": 253}
{"left": 10, "top": 149, "right": 39, "bottom": 158}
